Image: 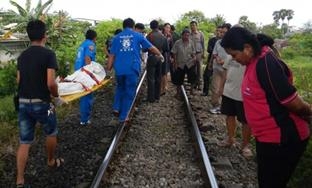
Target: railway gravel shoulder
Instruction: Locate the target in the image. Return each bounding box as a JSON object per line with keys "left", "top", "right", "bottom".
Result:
{"left": 104, "top": 83, "right": 205, "bottom": 187}
{"left": 0, "top": 86, "right": 117, "bottom": 188}
{"left": 189, "top": 91, "right": 258, "bottom": 188}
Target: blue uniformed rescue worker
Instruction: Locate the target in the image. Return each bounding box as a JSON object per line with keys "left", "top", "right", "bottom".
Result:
{"left": 74, "top": 29, "right": 97, "bottom": 125}
{"left": 106, "top": 18, "right": 164, "bottom": 123}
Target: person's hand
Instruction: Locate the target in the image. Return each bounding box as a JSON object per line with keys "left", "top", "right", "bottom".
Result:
{"left": 216, "top": 57, "right": 224, "bottom": 65}
{"left": 158, "top": 54, "right": 165, "bottom": 63}
{"left": 54, "top": 96, "right": 68, "bottom": 107}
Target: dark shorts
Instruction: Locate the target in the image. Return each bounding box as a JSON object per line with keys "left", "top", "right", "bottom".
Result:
{"left": 18, "top": 102, "right": 58, "bottom": 144}
{"left": 172, "top": 65, "right": 196, "bottom": 86}
{"left": 220, "top": 95, "right": 247, "bottom": 123}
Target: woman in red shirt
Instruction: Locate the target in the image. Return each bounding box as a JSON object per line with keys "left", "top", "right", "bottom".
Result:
{"left": 220, "top": 27, "right": 311, "bottom": 188}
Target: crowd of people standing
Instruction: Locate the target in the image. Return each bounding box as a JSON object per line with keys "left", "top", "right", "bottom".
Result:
{"left": 14, "top": 17, "right": 311, "bottom": 188}
{"left": 105, "top": 19, "right": 312, "bottom": 188}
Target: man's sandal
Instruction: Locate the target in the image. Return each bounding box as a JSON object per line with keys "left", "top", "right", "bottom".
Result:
{"left": 48, "top": 158, "right": 65, "bottom": 168}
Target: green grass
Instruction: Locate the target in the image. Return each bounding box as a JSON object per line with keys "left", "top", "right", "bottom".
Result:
{"left": 285, "top": 56, "right": 312, "bottom": 103}
{"left": 283, "top": 56, "right": 312, "bottom": 187}
{"left": 0, "top": 95, "right": 18, "bottom": 125}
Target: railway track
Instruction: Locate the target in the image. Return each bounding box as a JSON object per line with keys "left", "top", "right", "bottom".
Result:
{"left": 91, "top": 71, "right": 218, "bottom": 187}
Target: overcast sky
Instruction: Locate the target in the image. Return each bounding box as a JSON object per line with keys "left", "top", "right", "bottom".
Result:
{"left": 1, "top": 0, "right": 311, "bottom": 27}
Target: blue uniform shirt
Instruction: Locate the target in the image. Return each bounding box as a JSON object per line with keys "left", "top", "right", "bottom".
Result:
{"left": 110, "top": 28, "right": 152, "bottom": 75}
{"left": 74, "top": 39, "right": 96, "bottom": 70}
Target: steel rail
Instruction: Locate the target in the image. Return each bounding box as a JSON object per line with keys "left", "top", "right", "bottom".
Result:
{"left": 181, "top": 85, "right": 219, "bottom": 188}
{"left": 90, "top": 70, "right": 147, "bottom": 188}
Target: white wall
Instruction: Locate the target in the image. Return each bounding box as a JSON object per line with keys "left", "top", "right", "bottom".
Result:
{"left": 0, "top": 50, "right": 20, "bottom": 66}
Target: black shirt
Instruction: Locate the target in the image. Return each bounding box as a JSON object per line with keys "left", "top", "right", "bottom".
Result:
{"left": 147, "top": 30, "right": 168, "bottom": 55}
{"left": 17, "top": 46, "right": 58, "bottom": 102}
{"left": 207, "top": 37, "right": 218, "bottom": 62}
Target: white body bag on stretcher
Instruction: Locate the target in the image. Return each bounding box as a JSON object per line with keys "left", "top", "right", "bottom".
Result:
{"left": 58, "top": 61, "right": 106, "bottom": 96}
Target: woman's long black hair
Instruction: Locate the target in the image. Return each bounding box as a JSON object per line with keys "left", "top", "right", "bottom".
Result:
{"left": 221, "top": 27, "right": 274, "bottom": 57}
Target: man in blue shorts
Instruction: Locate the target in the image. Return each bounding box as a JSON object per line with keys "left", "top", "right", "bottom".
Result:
{"left": 16, "top": 20, "right": 65, "bottom": 187}
{"left": 106, "top": 18, "right": 163, "bottom": 123}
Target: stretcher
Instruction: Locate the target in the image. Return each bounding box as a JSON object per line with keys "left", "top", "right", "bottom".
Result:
{"left": 57, "top": 61, "right": 110, "bottom": 103}
{"left": 61, "top": 78, "right": 111, "bottom": 103}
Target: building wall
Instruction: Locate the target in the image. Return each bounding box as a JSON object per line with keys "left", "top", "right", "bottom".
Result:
{"left": 0, "top": 39, "right": 29, "bottom": 65}
{"left": 0, "top": 50, "right": 20, "bottom": 63}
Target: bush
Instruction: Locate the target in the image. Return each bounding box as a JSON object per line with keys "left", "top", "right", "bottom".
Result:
{"left": 0, "top": 95, "right": 17, "bottom": 125}
{"left": 281, "top": 47, "right": 295, "bottom": 59}
{"left": 284, "top": 56, "right": 312, "bottom": 103}
{"left": 55, "top": 44, "right": 80, "bottom": 77}
{"left": 286, "top": 33, "right": 312, "bottom": 58}
{"left": 0, "top": 61, "right": 17, "bottom": 97}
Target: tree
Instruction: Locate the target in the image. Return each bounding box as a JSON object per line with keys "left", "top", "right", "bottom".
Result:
{"left": 279, "top": 9, "right": 287, "bottom": 25}
{"left": 272, "top": 9, "right": 295, "bottom": 36}
{"left": 303, "top": 21, "right": 312, "bottom": 33}
{"left": 0, "top": 9, "right": 17, "bottom": 26}
{"left": 286, "top": 9, "right": 294, "bottom": 27}
{"left": 8, "top": 0, "right": 53, "bottom": 32}
{"left": 260, "top": 23, "right": 282, "bottom": 39}
{"left": 95, "top": 19, "right": 123, "bottom": 63}
{"left": 272, "top": 9, "right": 294, "bottom": 27}
{"left": 210, "top": 14, "right": 226, "bottom": 27}
{"left": 238, "top": 16, "right": 257, "bottom": 33}
{"left": 48, "top": 14, "right": 91, "bottom": 76}
{"left": 180, "top": 10, "right": 207, "bottom": 24}
{"left": 272, "top": 10, "right": 281, "bottom": 25}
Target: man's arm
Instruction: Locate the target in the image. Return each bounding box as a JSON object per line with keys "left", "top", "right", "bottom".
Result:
{"left": 284, "top": 95, "right": 312, "bottom": 122}
{"left": 106, "top": 54, "right": 115, "bottom": 71}
{"left": 47, "top": 68, "right": 58, "bottom": 97}
{"left": 84, "top": 43, "right": 96, "bottom": 65}
{"left": 149, "top": 46, "right": 164, "bottom": 62}
{"left": 148, "top": 46, "right": 161, "bottom": 56}
{"left": 84, "top": 56, "right": 92, "bottom": 65}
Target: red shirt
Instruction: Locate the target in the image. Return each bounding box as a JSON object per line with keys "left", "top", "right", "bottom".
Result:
{"left": 242, "top": 46, "right": 310, "bottom": 143}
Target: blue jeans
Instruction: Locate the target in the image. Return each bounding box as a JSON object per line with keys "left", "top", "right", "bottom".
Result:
{"left": 79, "top": 93, "right": 94, "bottom": 123}
{"left": 18, "top": 102, "right": 57, "bottom": 144}
{"left": 113, "top": 74, "right": 138, "bottom": 122}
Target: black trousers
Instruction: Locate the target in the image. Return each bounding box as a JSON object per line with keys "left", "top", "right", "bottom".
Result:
{"left": 146, "top": 55, "right": 161, "bottom": 102}
{"left": 202, "top": 64, "right": 213, "bottom": 95}
{"left": 256, "top": 138, "right": 309, "bottom": 188}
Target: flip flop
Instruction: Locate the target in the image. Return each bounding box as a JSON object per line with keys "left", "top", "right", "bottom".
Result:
{"left": 48, "top": 158, "right": 65, "bottom": 168}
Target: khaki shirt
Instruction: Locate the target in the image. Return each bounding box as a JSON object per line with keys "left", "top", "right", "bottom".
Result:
{"left": 190, "top": 31, "right": 205, "bottom": 53}
{"left": 171, "top": 39, "right": 195, "bottom": 69}
{"left": 212, "top": 39, "right": 231, "bottom": 71}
